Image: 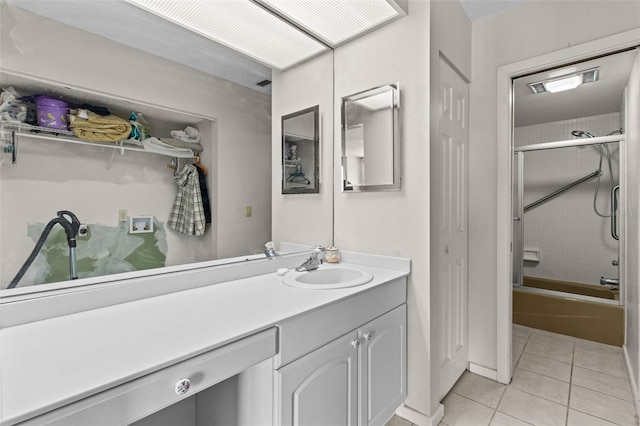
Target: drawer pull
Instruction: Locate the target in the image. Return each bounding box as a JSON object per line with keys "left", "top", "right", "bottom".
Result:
{"left": 351, "top": 339, "right": 360, "bottom": 349}
{"left": 363, "top": 332, "right": 372, "bottom": 341}
{"left": 174, "top": 378, "right": 191, "bottom": 396}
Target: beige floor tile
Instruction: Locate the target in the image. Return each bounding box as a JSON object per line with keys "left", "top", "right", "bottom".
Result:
{"left": 567, "top": 409, "right": 618, "bottom": 426}
{"left": 530, "top": 328, "right": 576, "bottom": 344}
{"left": 385, "top": 415, "right": 413, "bottom": 426}
{"left": 523, "top": 337, "right": 574, "bottom": 364}
{"left": 574, "top": 338, "right": 624, "bottom": 362}
{"left": 512, "top": 347, "right": 524, "bottom": 373}
{"left": 451, "top": 371, "right": 506, "bottom": 409}
{"left": 572, "top": 366, "right": 632, "bottom": 401}
{"left": 513, "top": 334, "right": 528, "bottom": 347}
{"left": 511, "top": 368, "right": 570, "bottom": 405}
{"left": 517, "top": 352, "right": 572, "bottom": 383}
{"left": 513, "top": 324, "right": 532, "bottom": 339}
{"left": 442, "top": 393, "right": 494, "bottom": 426}
{"left": 490, "top": 411, "right": 533, "bottom": 426}
{"left": 498, "top": 388, "right": 567, "bottom": 426}
{"left": 573, "top": 351, "right": 627, "bottom": 379}
{"left": 569, "top": 385, "right": 638, "bottom": 425}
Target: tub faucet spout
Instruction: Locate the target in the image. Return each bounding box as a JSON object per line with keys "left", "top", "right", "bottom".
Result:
{"left": 600, "top": 277, "right": 619, "bottom": 287}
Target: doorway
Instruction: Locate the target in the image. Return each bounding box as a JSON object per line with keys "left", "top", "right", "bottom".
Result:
{"left": 495, "top": 32, "right": 640, "bottom": 384}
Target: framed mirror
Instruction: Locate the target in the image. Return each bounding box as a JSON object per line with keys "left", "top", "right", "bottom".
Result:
{"left": 282, "top": 105, "right": 320, "bottom": 194}
{"left": 341, "top": 82, "right": 400, "bottom": 192}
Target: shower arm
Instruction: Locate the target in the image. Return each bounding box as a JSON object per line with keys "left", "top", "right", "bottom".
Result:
{"left": 524, "top": 170, "right": 601, "bottom": 213}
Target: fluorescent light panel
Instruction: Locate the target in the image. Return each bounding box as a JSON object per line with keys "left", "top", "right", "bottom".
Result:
{"left": 258, "top": 0, "right": 404, "bottom": 46}
{"left": 125, "top": 0, "right": 328, "bottom": 70}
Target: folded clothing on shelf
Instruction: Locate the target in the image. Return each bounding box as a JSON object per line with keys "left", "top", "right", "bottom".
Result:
{"left": 142, "top": 137, "right": 194, "bottom": 158}
{"left": 69, "top": 109, "right": 131, "bottom": 142}
{"left": 159, "top": 137, "right": 204, "bottom": 154}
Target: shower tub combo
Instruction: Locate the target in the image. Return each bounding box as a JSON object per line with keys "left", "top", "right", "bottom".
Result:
{"left": 513, "top": 129, "right": 624, "bottom": 346}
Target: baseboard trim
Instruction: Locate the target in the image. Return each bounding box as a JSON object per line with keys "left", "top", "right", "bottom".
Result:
{"left": 395, "top": 403, "right": 444, "bottom": 426}
{"left": 468, "top": 362, "right": 498, "bottom": 381}
{"left": 623, "top": 345, "right": 640, "bottom": 417}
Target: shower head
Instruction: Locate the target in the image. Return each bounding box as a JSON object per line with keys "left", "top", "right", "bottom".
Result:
{"left": 571, "top": 130, "right": 595, "bottom": 138}
{"left": 607, "top": 128, "right": 624, "bottom": 135}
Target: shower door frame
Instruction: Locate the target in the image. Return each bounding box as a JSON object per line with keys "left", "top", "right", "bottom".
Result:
{"left": 512, "top": 137, "right": 625, "bottom": 298}
{"left": 495, "top": 28, "right": 640, "bottom": 385}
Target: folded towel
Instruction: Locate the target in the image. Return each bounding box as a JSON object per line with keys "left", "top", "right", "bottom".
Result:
{"left": 70, "top": 109, "right": 131, "bottom": 142}
{"left": 142, "top": 137, "right": 194, "bottom": 158}
{"left": 159, "top": 137, "right": 204, "bottom": 154}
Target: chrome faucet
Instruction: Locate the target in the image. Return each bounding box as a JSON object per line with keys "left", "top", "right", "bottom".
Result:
{"left": 295, "top": 249, "right": 324, "bottom": 272}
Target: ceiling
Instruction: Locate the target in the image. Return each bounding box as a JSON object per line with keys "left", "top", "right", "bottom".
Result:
{"left": 6, "top": 0, "right": 636, "bottom": 127}
{"left": 514, "top": 49, "right": 638, "bottom": 127}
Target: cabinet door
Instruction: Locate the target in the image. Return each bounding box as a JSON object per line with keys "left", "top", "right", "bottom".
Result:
{"left": 277, "top": 331, "right": 359, "bottom": 426}
{"left": 359, "top": 304, "right": 407, "bottom": 426}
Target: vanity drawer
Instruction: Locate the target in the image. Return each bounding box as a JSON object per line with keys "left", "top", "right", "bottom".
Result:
{"left": 18, "top": 328, "right": 277, "bottom": 426}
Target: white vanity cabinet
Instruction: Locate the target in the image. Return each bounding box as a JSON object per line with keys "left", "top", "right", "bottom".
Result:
{"left": 276, "top": 304, "right": 407, "bottom": 426}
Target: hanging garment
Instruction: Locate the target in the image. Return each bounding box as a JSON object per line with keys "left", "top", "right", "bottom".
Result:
{"left": 167, "top": 164, "right": 206, "bottom": 236}
{"left": 196, "top": 166, "right": 212, "bottom": 224}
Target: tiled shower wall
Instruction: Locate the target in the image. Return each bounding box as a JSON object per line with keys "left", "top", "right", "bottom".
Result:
{"left": 515, "top": 113, "right": 621, "bottom": 286}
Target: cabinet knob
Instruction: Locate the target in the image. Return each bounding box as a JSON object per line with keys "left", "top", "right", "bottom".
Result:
{"left": 175, "top": 378, "right": 191, "bottom": 395}
{"left": 363, "top": 332, "right": 372, "bottom": 341}
{"left": 351, "top": 339, "right": 360, "bottom": 349}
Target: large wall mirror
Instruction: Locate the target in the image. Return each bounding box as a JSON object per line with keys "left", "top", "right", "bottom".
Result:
{"left": 282, "top": 105, "right": 320, "bottom": 194}
{"left": 0, "top": 2, "right": 320, "bottom": 296}
{"left": 341, "top": 82, "right": 400, "bottom": 192}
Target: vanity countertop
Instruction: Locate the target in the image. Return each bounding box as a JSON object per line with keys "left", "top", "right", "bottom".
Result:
{"left": 0, "top": 259, "right": 408, "bottom": 425}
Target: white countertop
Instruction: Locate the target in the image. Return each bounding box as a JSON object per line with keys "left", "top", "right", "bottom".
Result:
{"left": 0, "top": 260, "right": 408, "bottom": 425}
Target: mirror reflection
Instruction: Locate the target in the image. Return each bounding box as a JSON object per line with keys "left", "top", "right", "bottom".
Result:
{"left": 341, "top": 82, "right": 400, "bottom": 192}
{"left": 282, "top": 106, "right": 320, "bottom": 194}
{"left": 0, "top": 2, "right": 320, "bottom": 292}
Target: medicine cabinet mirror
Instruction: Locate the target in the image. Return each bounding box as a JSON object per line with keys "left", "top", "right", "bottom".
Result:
{"left": 341, "top": 82, "right": 400, "bottom": 192}
{"left": 282, "top": 105, "right": 320, "bottom": 194}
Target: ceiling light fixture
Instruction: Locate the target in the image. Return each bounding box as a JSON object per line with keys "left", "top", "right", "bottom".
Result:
{"left": 257, "top": 0, "right": 406, "bottom": 47}
{"left": 125, "top": 0, "right": 328, "bottom": 70}
{"left": 528, "top": 67, "right": 600, "bottom": 94}
{"left": 125, "top": 0, "right": 406, "bottom": 71}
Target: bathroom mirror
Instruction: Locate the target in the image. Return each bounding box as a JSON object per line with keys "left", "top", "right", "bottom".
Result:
{"left": 282, "top": 105, "right": 320, "bottom": 194}
{"left": 341, "top": 82, "right": 400, "bottom": 192}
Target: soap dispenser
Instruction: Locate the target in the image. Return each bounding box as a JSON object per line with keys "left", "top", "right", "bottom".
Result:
{"left": 325, "top": 247, "right": 341, "bottom": 263}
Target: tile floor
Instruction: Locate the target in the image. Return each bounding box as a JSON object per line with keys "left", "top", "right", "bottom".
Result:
{"left": 386, "top": 325, "right": 638, "bottom": 426}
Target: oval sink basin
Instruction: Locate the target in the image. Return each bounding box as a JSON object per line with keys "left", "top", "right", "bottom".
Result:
{"left": 282, "top": 265, "right": 374, "bottom": 290}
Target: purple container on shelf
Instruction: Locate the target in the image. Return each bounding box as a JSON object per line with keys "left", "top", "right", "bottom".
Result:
{"left": 36, "top": 96, "right": 69, "bottom": 130}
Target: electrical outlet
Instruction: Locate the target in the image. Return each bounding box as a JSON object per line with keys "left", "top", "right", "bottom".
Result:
{"left": 245, "top": 206, "right": 252, "bottom": 217}
{"left": 78, "top": 224, "right": 89, "bottom": 238}
{"left": 118, "top": 209, "right": 127, "bottom": 222}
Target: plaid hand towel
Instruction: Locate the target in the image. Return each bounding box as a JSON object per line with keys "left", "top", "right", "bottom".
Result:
{"left": 167, "top": 164, "right": 206, "bottom": 236}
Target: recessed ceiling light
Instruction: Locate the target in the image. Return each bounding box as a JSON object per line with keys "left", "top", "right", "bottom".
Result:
{"left": 528, "top": 67, "right": 600, "bottom": 94}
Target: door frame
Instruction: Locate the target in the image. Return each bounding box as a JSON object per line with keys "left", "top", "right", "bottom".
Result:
{"left": 495, "top": 28, "right": 640, "bottom": 384}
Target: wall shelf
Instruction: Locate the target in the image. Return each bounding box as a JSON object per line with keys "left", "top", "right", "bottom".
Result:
{"left": 1, "top": 121, "right": 194, "bottom": 169}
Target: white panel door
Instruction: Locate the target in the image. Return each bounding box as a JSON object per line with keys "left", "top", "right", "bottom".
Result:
{"left": 436, "top": 58, "right": 469, "bottom": 399}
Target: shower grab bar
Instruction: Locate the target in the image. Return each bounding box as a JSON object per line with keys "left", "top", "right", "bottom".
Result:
{"left": 524, "top": 170, "right": 601, "bottom": 213}
{"left": 611, "top": 184, "right": 619, "bottom": 241}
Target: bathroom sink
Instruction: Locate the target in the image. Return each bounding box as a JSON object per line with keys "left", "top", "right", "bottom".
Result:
{"left": 282, "top": 265, "right": 374, "bottom": 289}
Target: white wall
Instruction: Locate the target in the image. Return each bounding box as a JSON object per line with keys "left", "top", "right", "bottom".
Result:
{"left": 469, "top": 1, "right": 640, "bottom": 371}
{"left": 624, "top": 51, "right": 640, "bottom": 408}
{"left": 517, "top": 113, "right": 621, "bottom": 286}
{"left": 271, "top": 52, "right": 334, "bottom": 248}
{"left": 0, "top": 4, "right": 271, "bottom": 287}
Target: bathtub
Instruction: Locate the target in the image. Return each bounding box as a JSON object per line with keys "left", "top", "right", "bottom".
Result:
{"left": 513, "top": 276, "right": 623, "bottom": 346}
